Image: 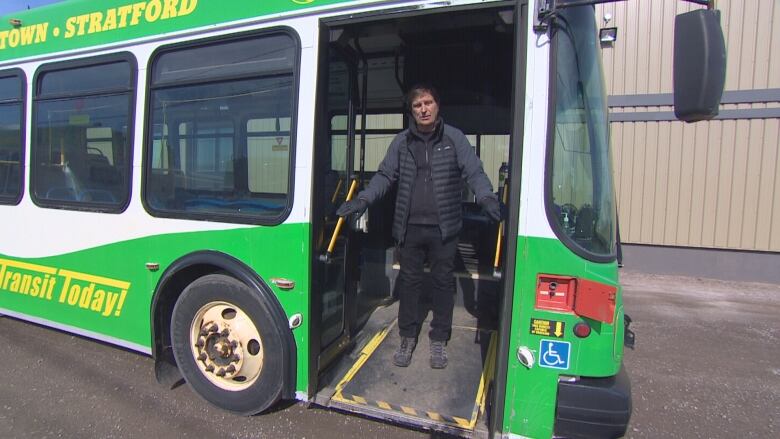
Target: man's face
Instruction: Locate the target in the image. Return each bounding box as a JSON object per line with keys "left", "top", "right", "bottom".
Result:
{"left": 411, "top": 92, "right": 439, "bottom": 131}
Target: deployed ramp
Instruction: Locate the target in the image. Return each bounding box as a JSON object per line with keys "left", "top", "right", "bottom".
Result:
{"left": 330, "top": 321, "right": 496, "bottom": 434}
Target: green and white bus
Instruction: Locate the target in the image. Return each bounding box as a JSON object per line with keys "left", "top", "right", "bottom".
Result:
{"left": 0, "top": 0, "right": 725, "bottom": 437}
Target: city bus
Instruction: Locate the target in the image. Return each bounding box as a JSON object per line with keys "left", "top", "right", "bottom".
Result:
{"left": 0, "top": 0, "right": 725, "bottom": 437}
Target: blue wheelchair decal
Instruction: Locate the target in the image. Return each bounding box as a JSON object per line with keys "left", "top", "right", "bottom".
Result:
{"left": 538, "top": 339, "right": 571, "bottom": 370}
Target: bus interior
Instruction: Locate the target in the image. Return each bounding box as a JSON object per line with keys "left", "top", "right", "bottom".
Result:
{"left": 311, "top": 4, "right": 517, "bottom": 435}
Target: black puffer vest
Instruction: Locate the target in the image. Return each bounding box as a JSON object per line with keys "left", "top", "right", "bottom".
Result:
{"left": 357, "top": 119, "right": 496, "bottom": 244}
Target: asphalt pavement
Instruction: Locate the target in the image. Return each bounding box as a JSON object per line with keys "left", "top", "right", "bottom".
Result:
{"left": 0, "top": 271, "right": 778, "bottom": 438}
{"left": 619, "top": 271, "right": 780, "bottom": 438}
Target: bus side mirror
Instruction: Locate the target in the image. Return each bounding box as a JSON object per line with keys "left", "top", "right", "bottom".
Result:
{"left": 673, "top": 9, "right": 726, "bottom": 122}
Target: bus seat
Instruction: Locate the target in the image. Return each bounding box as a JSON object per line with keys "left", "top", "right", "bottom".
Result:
{"left": 36, "top": 163, "right": 76, "bottom": 201}
{"left": 45, "top": 186, "right": 78, "bottom": 201}
{"left": 574, "top": 205, "right": 595, "bottom": 240}
{"left": 79, "top": 189, "right": 117, "bottom": 203}
{"left": 147, "top": 170, "right": 183, "bottom": 209}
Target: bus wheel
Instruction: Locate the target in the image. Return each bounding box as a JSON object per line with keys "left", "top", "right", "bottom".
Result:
{"left": 171, "top": 274, "right": 285, "bottom": 415}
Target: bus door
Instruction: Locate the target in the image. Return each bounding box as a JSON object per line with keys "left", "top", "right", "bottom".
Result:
{"left": 310, "top": 5, "right": 517, "bottom": 434}
{"left": 312, "top": 40, "right": 383, "bottom": 373}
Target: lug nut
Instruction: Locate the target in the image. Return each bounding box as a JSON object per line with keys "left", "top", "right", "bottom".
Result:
{"left": 199, "top": 328, "right": 209, "bottom": 337}
{"left": 209, "top": 324, "right": 219, "bottom": 333}
{"left": 197, "top": 353, "right": 207, "bottom": 361}
{"left": 205, "top": 364, "right": 214, "bottom": 372}
{"left": 216, "top": 368, "right": 226, "bottom": 377}
{"left": 220, "top": 329, "right": 230, "bottom": 337}
{"left": 225, "top": 365, "right": 236, "bottom": 373}
{"left": 195, "top": 338, "right": 205, "bottom": 348}
{"left": 230, "top": 341, "right": 238, "bottom": 348}
{"left": 232, "top": 354, "right": 241, "bottom": 362}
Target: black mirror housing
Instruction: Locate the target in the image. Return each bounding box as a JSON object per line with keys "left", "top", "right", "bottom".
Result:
{"left": 673, "top": 9, "right": 727, "bottom": 122}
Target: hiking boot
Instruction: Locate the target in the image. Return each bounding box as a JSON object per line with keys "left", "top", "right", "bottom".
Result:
{"left": 393, "top": 337, "right": 417, "bottom": 367}
{"left": 430, "top": 340, "right": 448, "bottom": 369}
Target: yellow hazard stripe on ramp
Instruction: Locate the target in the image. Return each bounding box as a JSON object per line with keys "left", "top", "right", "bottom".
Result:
{"left": 335, "top": 393, "right": 480, "bottom": 430}
{"left": 473, "top": 331, "right": 498, "bottom": 423}
{"left": 332, "top": 322, "right": 394, "bottom": 401}
{"left": 452, "top": 416, "right": 472, "bottom": 429}
{"left": 332, "top": 326, "right": 498, "bottom": 432}
{"left": 401, "top": 405, "right": 417, "bottom": 415}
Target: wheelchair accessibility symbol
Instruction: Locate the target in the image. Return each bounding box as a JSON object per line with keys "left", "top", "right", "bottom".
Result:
{"left": 539, "top": 340, "right": 571, "bottom": 370}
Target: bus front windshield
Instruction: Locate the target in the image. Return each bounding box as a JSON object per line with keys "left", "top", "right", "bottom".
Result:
{"left": 548, "top": 6, "right": 616, "bottom": 259}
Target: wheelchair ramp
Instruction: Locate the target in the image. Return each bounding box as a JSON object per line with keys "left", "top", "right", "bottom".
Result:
{"left": 330, "top": 322, "right": 496, "bottom": 434}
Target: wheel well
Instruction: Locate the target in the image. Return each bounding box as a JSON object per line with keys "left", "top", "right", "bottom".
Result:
{"left": 152, "top": 263, "right": 222, "bottom": 370}
{"left": 150, "top": 252, "right": 296, "bottom": 400}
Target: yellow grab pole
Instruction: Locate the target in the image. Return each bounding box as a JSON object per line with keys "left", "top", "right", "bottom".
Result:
{"left": 493, "top": 182, "right": 509, "bottom": 276}
{"left": 493, "top": 222, "right": 504, "bottom": 268}
{"left": 326, "top": 179, "right": 359, "bottom": 256}
{"left": 330, "top": 178, "right": 344, "bottom": 204}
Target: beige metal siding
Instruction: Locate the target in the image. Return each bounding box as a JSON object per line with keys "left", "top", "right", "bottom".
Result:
{"left": 597, "top": 0, "right": 780, "bottom": 252}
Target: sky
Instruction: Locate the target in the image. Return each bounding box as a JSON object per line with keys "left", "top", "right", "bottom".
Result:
{"left": 0, "top": 0, "right": 67, "bottom": 16}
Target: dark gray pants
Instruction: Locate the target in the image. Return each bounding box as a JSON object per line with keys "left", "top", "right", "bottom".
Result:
{"left": 398, "top": 224, "right": 457, "bottom": 341}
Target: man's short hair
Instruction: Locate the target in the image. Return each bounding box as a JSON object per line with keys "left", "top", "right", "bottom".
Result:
{"left": 405, "top": 83, "right": 440, "bottom": 113}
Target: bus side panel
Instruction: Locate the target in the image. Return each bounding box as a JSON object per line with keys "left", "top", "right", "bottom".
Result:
{"left": 146, "top": 223, "right": 312, "bottom": 394}
{"left": 0, "top": 234, "right": 153, "bottom": 351}
{"left": 0, "top": 223, "right": 311, "bottom": 393}
{"left": 503, "top": 235, "right": 622, "bottom": 438}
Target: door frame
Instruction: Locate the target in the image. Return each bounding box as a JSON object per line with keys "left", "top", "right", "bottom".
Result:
{"left": 309, "top": 20, "right": 362, "bottom": 393}
{"left": 308, "top": 3, "right": 528, "bottom": 414}
{"left": 491, "top": 0, "right": 528, "bottom": 434}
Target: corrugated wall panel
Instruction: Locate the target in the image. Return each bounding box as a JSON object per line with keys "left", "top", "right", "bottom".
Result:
{"left": 663, "top": 123, "right": 683, "bottom": 246}
{"left": 676, "top": 125, "right": 695, "bottom": 245}
{"left": 771, "top": 3, "right": 780, "bottom": 86}
{"left": 714, "top": 120, "right": 735, "bottom": 248}
{"left": 599, "top": 1, "right": 780, "bottom": 94}
{"left": 771, "top": 120, "right": 780, "bottom": 251}
{"left": 651, "top": 122, "right": 671, "bottom": 245}
{"left": 598, "top": 0, "right": 780, "bottom": 252}
{"left": 741, "top": 119, "right": 763, "bottom": 247}
{"left": 701, "top": 120, "right": 722, "bottom": 248}
{"left": 756, "top": 120, "right": 779, "bottom": 251}
{"left": 689, "top": 121, "right": 709, "bottom": 246}
{"left": 727, "top": 120, "right": 749, "bottom": 248}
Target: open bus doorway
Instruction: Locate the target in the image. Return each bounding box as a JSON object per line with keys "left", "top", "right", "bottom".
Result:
{"left": 311, "top": 4, "right": 517, "bottom": 435}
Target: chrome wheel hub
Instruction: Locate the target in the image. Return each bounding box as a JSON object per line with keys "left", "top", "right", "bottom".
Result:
{"left": 189, "top": 301, "right": 264, "bottom": 391}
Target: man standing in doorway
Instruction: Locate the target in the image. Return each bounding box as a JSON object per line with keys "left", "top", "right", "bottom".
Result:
{"left": 337, "top": 84, "right": 501, "bottom": 369}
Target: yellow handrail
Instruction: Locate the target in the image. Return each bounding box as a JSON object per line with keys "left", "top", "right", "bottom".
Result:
{"left": 493, "top": 182, "right": 509, "bottom": 276}
{"left": 330, "top": 178, "right": 343, "bottom": 204}
{"left": 325, "top": 179, "right": 358, "bottom": 257}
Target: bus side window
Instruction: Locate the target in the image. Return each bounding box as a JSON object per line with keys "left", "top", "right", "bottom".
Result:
{"left": 31, "top": 55, "right": 135, "bottom": 211}
{"left": 0, "top": 70, "right": 24, "bottom": 204}
{"left": 144, "top": 32, "right": 297, "bottom": 222}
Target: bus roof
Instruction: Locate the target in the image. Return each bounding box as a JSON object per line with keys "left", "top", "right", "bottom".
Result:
{"left": 0, "top": 0, "right": 371, "bottom": 63}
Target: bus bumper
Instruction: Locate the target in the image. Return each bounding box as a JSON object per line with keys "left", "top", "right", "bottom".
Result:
{"left": 553, "top": 366, "right": 632, "bottom": 439}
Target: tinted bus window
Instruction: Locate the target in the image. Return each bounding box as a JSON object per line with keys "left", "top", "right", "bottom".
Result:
{"left": 39, "top": 62, "right": 131, "bottom": 96}
{"left": 31, "top": 57, "right": 135, "bottom": 211}
{"left": 0, "top": 72, "right": 24, "bottom": 204}
{"left": 145, "top": 32, "right": 297, "bottom": 222}
{"left": 152, "top": 34, "right": 295, "bottom": 85}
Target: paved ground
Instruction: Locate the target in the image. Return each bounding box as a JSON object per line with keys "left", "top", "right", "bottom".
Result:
{"left": 0, "top": 271, "right": 778, "bottom": 438}
{"left": 619, "top": 271, "right": 780, "bottom": 438}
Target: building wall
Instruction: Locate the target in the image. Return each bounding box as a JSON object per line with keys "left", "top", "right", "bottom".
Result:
{"left": 596, "top": 0, "right": 780, "bottom": 252}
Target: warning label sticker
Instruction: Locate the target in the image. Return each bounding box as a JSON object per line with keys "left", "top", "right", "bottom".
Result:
{"left": 530, "top": 319, "right": 565, "bottom": 338}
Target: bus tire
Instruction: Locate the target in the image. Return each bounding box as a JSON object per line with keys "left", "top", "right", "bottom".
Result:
{"left": 171, "top": 273, "right": 285, "bottom": 415}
